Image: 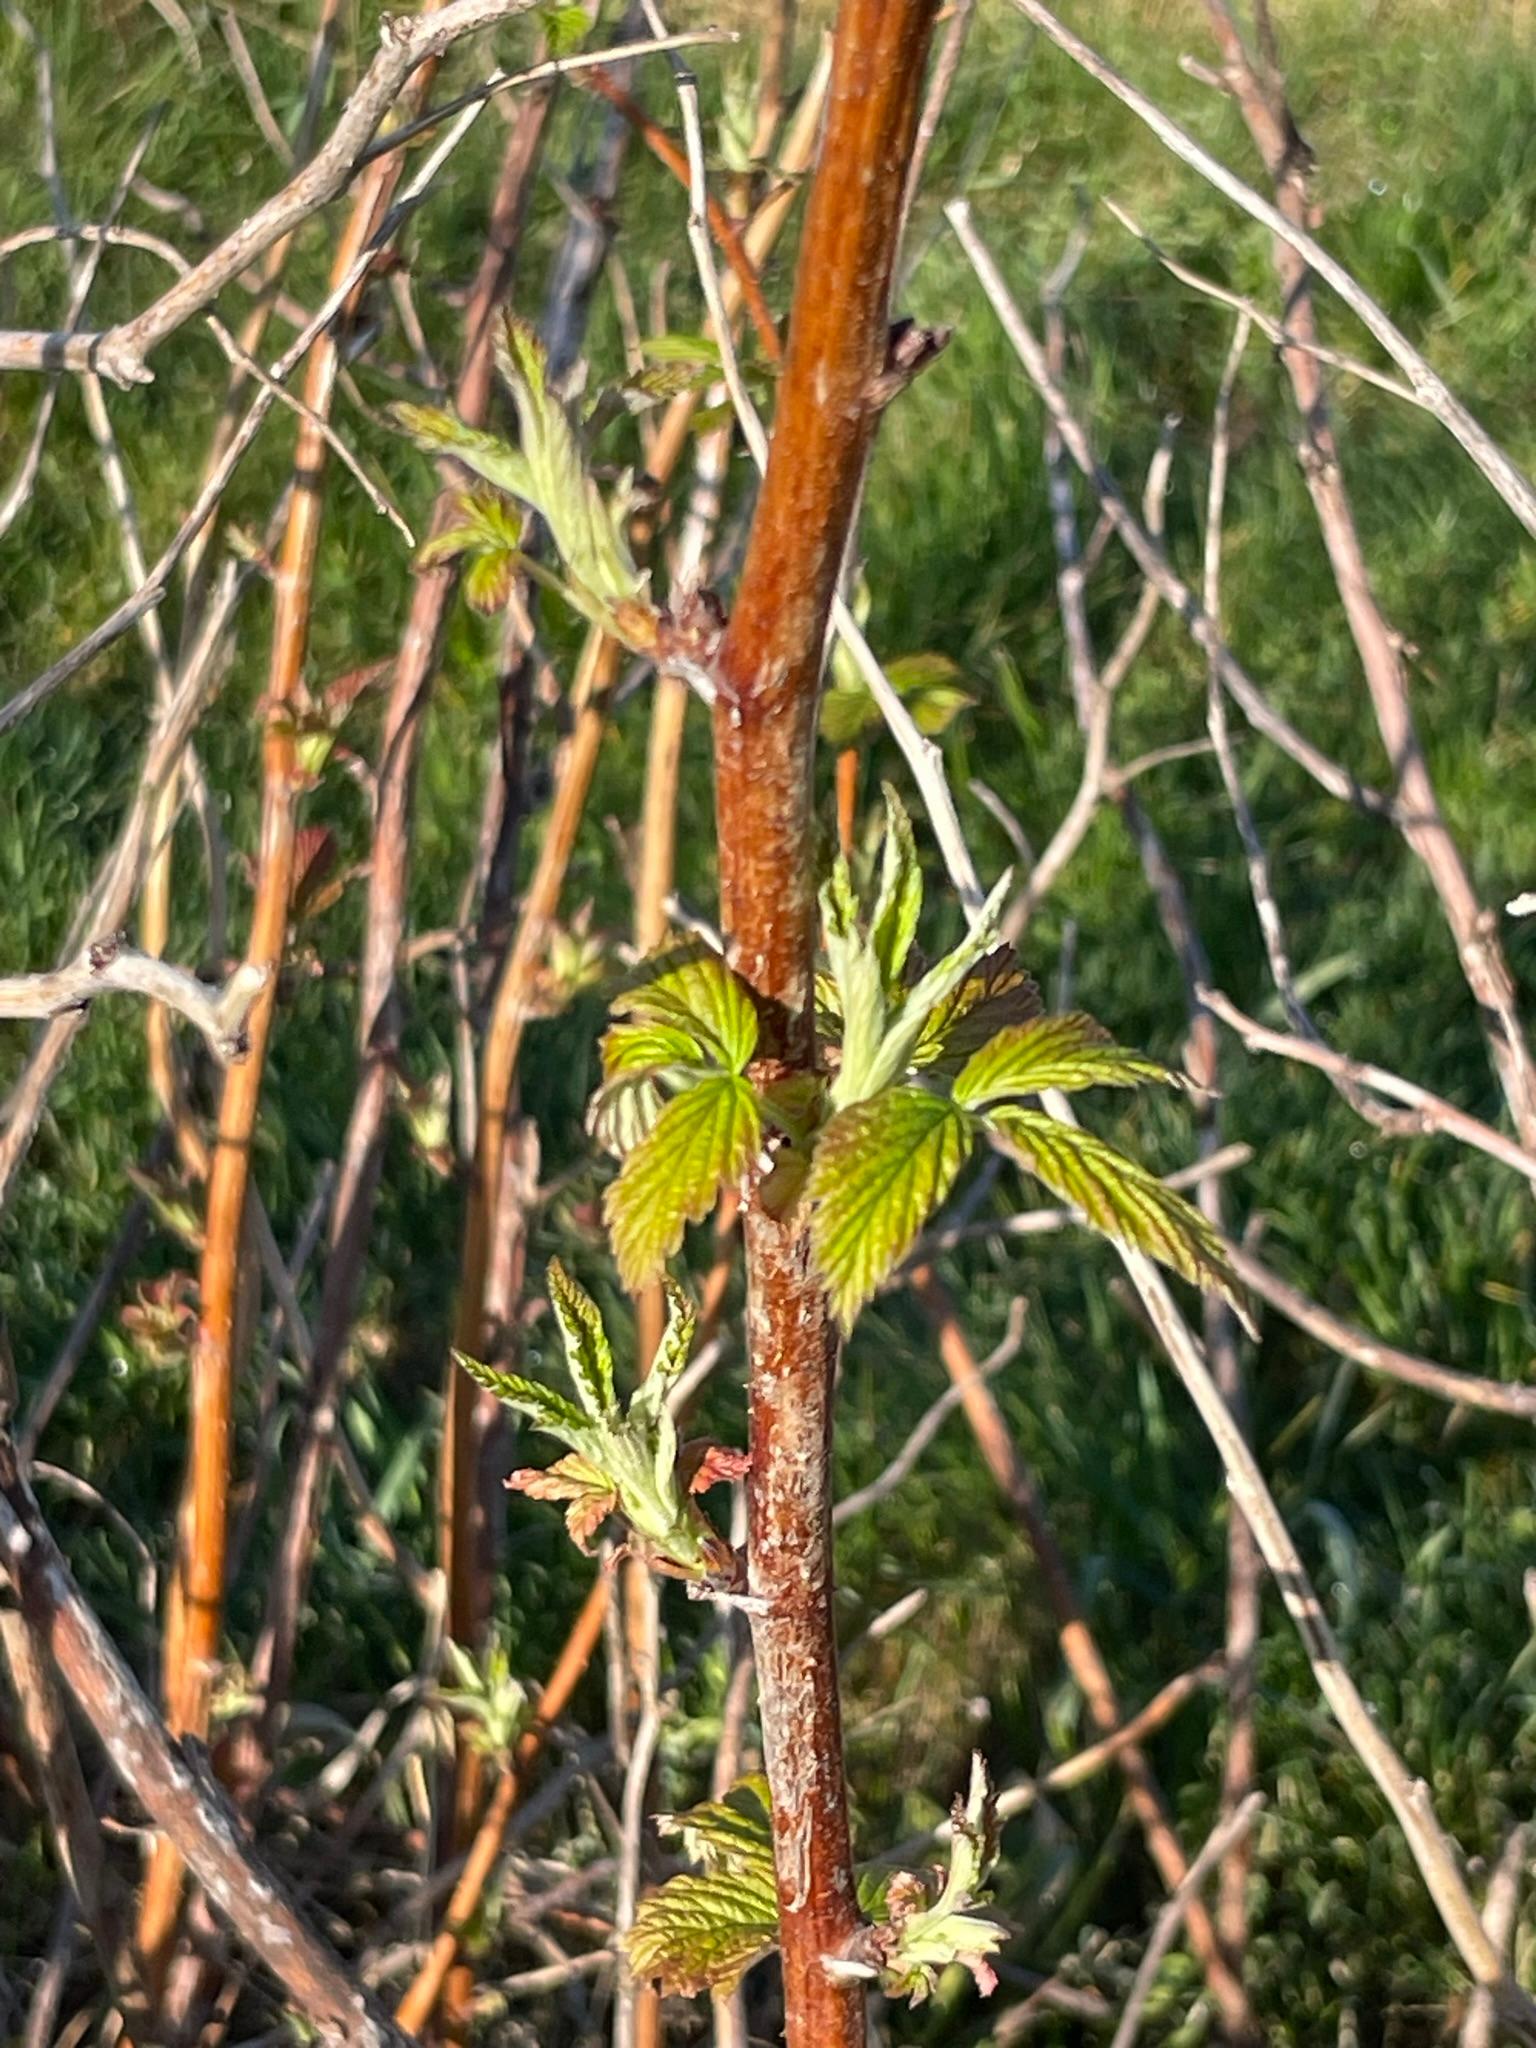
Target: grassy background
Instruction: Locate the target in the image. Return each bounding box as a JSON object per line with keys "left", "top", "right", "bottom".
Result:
{"left": 3, "top": 1, "right": 1536, "bottom": 2039}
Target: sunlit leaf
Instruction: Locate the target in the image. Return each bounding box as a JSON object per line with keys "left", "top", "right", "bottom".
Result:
{"left": 870, "top": 783, "right": 922, "bottom": 994}
{"left": 612, "top": 944, "right": 758, "bottom": 1073}
{"left": 953, "top": 1013, "right": 1173, "bottom": 1111}
{"left": 546, "top": 1258, "right": 617, "bottom": 1419}
{"left": 911, "top": 947, "right": 1041, "bottom": 1071}
{"left": 605, "top": 1076, "right": 762, "bottom": 1292}
{"left": 809, "top": 1087, "right": 974, "bottom": 1328}
{"left": 454, "top": 1351, "right": 590, "bottom": 1439}
{"left": 627, "top": 1777, "right": 779, "bottom": 1995}
{"left": 985, "top": 1105, "right": 1243, "bottom": 1310}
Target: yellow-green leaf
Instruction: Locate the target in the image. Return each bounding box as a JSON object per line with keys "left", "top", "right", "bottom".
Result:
{"left": 808, "top": 1088, "right": 974, "bottom": 1329}
{"left": 612, "top": 945, "right": 758, "bottom": 1073}
{"left": 604, "top": 1076, "right": 762, "bottom": 1292}
{"left": 953, "top": 1013, "right": 1173, "bottom": 1111}
{"left": 986, "top": 1105, "right": 1243, "bottom": 1310}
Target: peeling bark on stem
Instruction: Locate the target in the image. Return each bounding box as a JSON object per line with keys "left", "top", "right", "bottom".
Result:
{"left": 710, "top": 3, "right": 940, "bottom": 2040}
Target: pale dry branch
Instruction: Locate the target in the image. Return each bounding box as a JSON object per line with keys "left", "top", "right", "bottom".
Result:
{"left": 0, "top": 0, "right": 541, "bottom": 387}
{"left": 1103, "top": 199, "right": 1418, "bottom": 408}
{"left": 1462, "top": 1823, "right": 1530, "bottom": 2048}
{"left": 1089, "top": 1177, "right": 1536, "bottom": 2030}
{"left": 0, "top": 556, "right": 251, "bottom": 1213}
{"left": 1198, "top": 0, "right": 1536, "bottom": 1154}
{"left": 1109, "top": 1792, "right": 1266, "bottom": 2048}
{"left": 0, "top": 1434, "right": 415, "bottom": 2048}
{"left": 1223, "top": 1242, "right": 1536, "bottom": 1423}
{"left": 0, "top": 38, "right": 519, "bottom": 738}
{"left": 1006, "top": 0, "right": 1536, "bottom": 540}
{"left": 1200, "top": 985, "right": 1536, "bottom": 1187}
{"left": 0, "top": 943, "right": 267, "bottom": 1061}
{"left": 946, "top": 199, "right": 1395, "bottom": 821}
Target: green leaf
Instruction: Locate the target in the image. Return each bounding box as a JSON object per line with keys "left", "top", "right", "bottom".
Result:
{"left": 605, "top": 1076, "right": 762, "bottom": 1292}
{"left": 658, "top": 1775, "right": 773, "bottom": 1873}
{"left": 640, "top": 332, "right": 724, "bottom": 368}
{"left": 870, "top": 785, "right": 922, "bottom": 994}
{"left": 857, "top": 870, "right": 1012, "bottom": 1103}
{"left": 631, "top": 1279, "right": 696, "bottom": 1436}
{"left": 390, "top": 403, "right": 536, "bottom": 503}
{"left": 601, "top": 1018, "right": 710, "bottom": 1078}
{"left": 953, "top": 1013, "right": 1173, "bottom": 1112}
{"left": 586, "top": 1071, "right": 665, "bottom": 1159}
{"left": 492, "top": 315, "right": 645, "bottom": 611}
{"left": 911, "top": 946, "right": 1041, "bottom": 1071}
{"left": 539, "top": 1, "right": 588, "bottom": 55}
{"left": 985, "top": 1105, "right": 1242, "bottom": 1307}
{"left": 453, "top": 1352, "right": 590, "bottom": 1439}
{"left": 613, "top": 945, "right": 758, "bottom": 1073}
{"left": 626, "top": 1869, "right": 779, "bottom": 1997}
{"left": 545, "top": 1260, "right": 616, "bottom": 1420}
{"left": 628, "top": 1778, "right": 779, "bottom": 1996}
{"left": 462, "top": 546, "right": 519, "bottom": 615}
{"left": 820, "top": 857, "right": 888, "bottom": 1110}
{"left": 809, "top": 1088, "right": 974, "bottom": 1329}
{"left": 873, "top": 1753, "right": 1006, "bottom": 2006}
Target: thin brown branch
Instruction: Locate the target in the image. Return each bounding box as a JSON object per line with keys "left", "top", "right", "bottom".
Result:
{"left": 249, "top": 71, "right": 554, "bottom": 1775}
{"left": 140, "top": 36, "right": 448, "bottom": 1981}
{"left": 392, "top": 1576, "right": 609, "bottom": 2030}
{"left": 1110, "top": 1793, "right": 1266, "bottom": 2048}
{"left": 910, "top": 1268, "right": 1256, "bottom": 2037}
{"left": 0, "top": 1433, "right": 414, "bottom": 2048}
{"left": 1197, "top": 0, "right": 1536, "bottom": 1150}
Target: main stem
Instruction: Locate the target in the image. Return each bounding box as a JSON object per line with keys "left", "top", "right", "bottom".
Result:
{"left": 711, "top": 2, "right": 939, "bottom": 2040}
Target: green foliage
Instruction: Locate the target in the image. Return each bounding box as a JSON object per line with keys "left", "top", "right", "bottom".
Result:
{"left": 457, "top": 1263, "right": 742, "bottom": 1582}
{"left": 808, "top": 1088, "right": 973, "bottom": 1329}
{"left": 437, "top": 1634, "right": 529, "bottom": 1757}
{"left": 627, "top": 1778, "right": 780, "bottom": 1996}
{"left": 392, "top": 317, "right": 654, "bottom": 647}
{"left": 628, "top": 1762, "right": 1006, "bottom": 2007}
{"left": 595, "top": 943, "right": 763, "bottom": 1289}
{"left": 589, "top": 796, "right": 1241, "bottom": 1326}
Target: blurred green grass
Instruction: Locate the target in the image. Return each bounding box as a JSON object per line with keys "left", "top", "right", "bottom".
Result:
{"left": 3, "top": 1, "right": 1536, "bottom": 2037}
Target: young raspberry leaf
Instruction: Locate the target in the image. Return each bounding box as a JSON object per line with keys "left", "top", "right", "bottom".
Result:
{"left": 870, "top": 783, "right": 922, "bottom": 995}
{"left": 953, "top": 1012, "right": 1174, "bottom": 1112}
{"left": 808, "top": 1087, "right": 974, "bottom": 1329}
{"left": 911, "top": 946, "right": 1041, "bottom": 1071}
{"left": 546, "top": 1257, "right": 616, "bottom": 1420}
{"left": 611, "top": 944, "right": 758, "bottom": 1073}
{"left": 821, "top": 854, "right": 888, "bottom": 1110}
{"left": 460, "top": 1267, "right": 738, "bottom": 1582}
{"left": 871, "top": 1753, "right": 1006, "bottom": 2006}
{"left": 627, "top": 1778, "right": 779, "bottom": 1996}
{"left": 453, "top": 1353, "right": 591, "bottom": 1441}
{"left": 492, "top": 315, "right": 645, "bottom": 615}
{"left": 986, "top": 1104, "right": 1246, "bottom": 1317}
{"left": 604, "top": 1076, "right": 762, "bottom": 1294}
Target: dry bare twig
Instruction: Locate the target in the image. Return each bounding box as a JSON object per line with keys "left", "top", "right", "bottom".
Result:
{"left": 1006, "top": 0, "right": 1536, "bottom": 541}
{"left": 0, "top": 943, "right": 267, "bottom": 1060}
